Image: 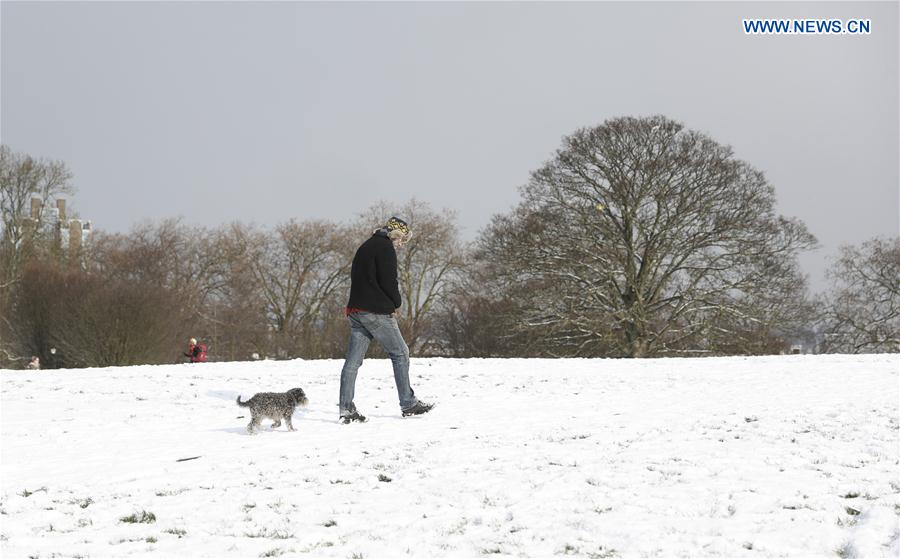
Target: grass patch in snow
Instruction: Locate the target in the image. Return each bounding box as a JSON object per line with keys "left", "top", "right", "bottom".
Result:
{"left": 323, "top": 519, "right": 337, "bottom": 527}
{"left": 260, "top": 549, "right": 284, "bottom": 557}
{"left": 19, "top": 487, "right": 47, "bottom": 498}
{"left": 68, "top": 497, "right": 93, "bottom": 509}
{"left": 244, "top": 528, "right": 293, "bottom": 539}
{"left": 378, "top": 474, "right": 392, "bottom": 483}
{"left": 445, "top": 518, "right": 468, "bottom": 535}
{"left": 119, "top": 510, "right": 156, "bottom": 524}
{"left": 163, "top": 527, "right": 186, "bottom": 537}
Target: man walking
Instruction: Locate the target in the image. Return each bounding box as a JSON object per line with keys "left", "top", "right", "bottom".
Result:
{"left": 338, "top": 216, "right": 433, "bottom": 423}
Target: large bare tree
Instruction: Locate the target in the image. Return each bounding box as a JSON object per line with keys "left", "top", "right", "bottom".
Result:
{"left": 477, "top": 115, "right": 817, "bottom": 357}
{"left": 0, "top": 145, "right": 75, "bottom": 365}
{"left": 226, "top": 220, "right": 352, "bottom": 358}
{"left": 820, "top": 237, "right": 899, "bottom": 353}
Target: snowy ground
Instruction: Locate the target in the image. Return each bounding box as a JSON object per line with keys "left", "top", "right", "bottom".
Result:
{"left": 1, "top": 355, "right": 898, "bottom": 558}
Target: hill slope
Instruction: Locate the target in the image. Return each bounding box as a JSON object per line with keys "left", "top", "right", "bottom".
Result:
{"left": 2, "top": 355, "right": 898, "bottom": 558}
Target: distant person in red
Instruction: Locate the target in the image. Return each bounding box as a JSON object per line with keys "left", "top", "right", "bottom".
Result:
{"left": 184, "top": 337, "right": 207, "bottom": 363}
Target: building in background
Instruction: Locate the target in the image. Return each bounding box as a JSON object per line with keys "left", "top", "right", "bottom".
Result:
{"left": 26, "top": 196, "right": 93, "bottom": 256}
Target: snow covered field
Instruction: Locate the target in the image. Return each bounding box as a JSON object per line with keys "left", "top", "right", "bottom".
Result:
{"left": 1, "top": 355, "right": 898, "bottom": 558}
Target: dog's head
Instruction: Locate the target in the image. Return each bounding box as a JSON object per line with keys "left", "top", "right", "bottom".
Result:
{"left": 287, "top": 388, "right": 308, "bottom": 407}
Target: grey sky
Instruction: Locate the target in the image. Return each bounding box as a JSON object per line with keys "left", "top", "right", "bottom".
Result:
{"left": 2, "top": 1, "right": 897, "bottom": 292}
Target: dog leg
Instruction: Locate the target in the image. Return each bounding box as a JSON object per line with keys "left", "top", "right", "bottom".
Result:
{"left": 270, "top": 420, "right": 281, "bottom": 429}
{"left": 247, "top": 415, "right": 261, "bottom": 434}
{"left": 285, "top": 415, "right": 295, "bottom": 431}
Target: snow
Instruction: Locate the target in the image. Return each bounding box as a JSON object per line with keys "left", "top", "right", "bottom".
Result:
{"left": 1, "top": 354, "right": 898, "bottom": 558}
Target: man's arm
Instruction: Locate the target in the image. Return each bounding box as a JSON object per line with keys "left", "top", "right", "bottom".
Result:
{"left": 376, "top": 244, "right": 402, "bottom": 309}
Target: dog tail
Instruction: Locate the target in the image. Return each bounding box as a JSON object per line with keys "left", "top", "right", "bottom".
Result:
{"left": 236, "top": 395, "right": 250, "bottom": 407}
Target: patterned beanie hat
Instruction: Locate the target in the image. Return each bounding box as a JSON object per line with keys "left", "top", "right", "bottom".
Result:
{"left": 386, "top": 216, "right": 411, "bottom": 238}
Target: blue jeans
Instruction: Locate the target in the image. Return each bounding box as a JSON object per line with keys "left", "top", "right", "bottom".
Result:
{"left": 339, "top": 312, "right": 418, "bottom": 414}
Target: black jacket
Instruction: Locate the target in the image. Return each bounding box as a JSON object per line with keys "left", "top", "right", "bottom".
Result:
{"left": 347, "top": 230, "right": 401, "bottom": 314}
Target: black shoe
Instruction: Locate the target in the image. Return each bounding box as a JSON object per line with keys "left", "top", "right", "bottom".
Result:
{"left": 340, "top": 410, "right": 367, "bottom": 424}
{"left": 401, "top": 401, "right": 434, "bottom": 417}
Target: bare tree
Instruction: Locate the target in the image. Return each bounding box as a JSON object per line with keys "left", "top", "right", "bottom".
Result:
{"left": 438, "top": 267, "right": 539, "bottom": 357}
{"left": 0, "top": 145, "right": 74, "bottom": 294}
{"left": 89, "top": 220, "right": 228, "bottom": 356}
{"left": 357, "top": 199, "right": 468, "bottom": 355}
{"left": 213, "top": 224, "right": 272, "bottom": 361}
{"left": 226, "top": 220, "right": 352, "bottom": 358}
{"left": 820, "top": 237, "right": 899, "bottom": 353}
{"left": 477, "top": 115, "right": 817, "bottom": 357}
{"left": 13, "top": 261, "right": 185, "bottom": 368}
{"left": 0, "top": 145, "right": 75, "bottom": 366}
{"left": 92, "top": 219, "right": 226, "bottom": 302}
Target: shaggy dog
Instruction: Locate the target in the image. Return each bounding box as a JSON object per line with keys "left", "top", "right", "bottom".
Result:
{"left": 236, "top": 388, "right": 308, "bottom": 434}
